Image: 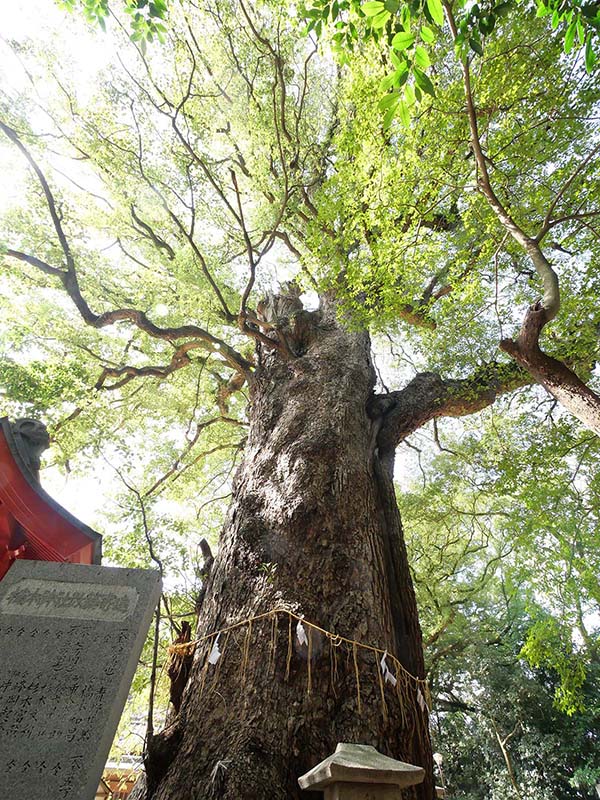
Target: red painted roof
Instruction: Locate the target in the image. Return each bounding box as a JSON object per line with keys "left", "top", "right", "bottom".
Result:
{"left": 0, "top": 418, "right": 102, "bottom": 579}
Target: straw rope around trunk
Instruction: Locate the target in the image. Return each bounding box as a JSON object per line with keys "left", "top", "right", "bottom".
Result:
{"left": 164, "top": 606, "right": 431, "bottom": 749}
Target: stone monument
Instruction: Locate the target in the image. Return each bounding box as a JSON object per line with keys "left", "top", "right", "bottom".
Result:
{"left": 0, "top": 559, "right": 161, "bottom": 800}
{"left": 298, "top": 742, "right": 425, "bottom": 799}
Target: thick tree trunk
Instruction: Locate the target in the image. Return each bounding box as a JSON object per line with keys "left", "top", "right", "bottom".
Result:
{"left": 143, "top": 302, "right": 434, "bottom": 799}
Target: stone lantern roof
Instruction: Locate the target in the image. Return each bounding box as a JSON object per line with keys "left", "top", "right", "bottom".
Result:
{"left": 298, "top": 742, "right": 425, "bottom": 796}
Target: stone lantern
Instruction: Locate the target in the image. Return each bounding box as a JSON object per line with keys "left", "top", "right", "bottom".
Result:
{"left": 298, "top": 743, "right": 425, "bottom": 800}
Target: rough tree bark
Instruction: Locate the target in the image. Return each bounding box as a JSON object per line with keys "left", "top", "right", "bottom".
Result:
{"left": 0, "top": 118, "right": 527, "bottom": 800}
{"left": 139, "top": 299, "right": 435, "bottom": 800}
{"left": 500, "top": 304, "right": 600, "bottom": 436}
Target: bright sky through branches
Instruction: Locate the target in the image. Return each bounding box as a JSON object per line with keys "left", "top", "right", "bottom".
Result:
{"left": 0, "top": 2, "right": 300, "bottom": 547}
{"left": 0, "top": 1, "right": 111, "bottom": 214}
{"left": 0, "top": 4, "right": 119, "bottom": 530}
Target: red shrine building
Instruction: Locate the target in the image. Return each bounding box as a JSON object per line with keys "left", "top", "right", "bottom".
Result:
{"left": 0, "top": 417, "right": 102, "bottom": 580}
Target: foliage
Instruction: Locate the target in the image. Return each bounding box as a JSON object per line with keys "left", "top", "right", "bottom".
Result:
{"left": 397, "top": 406, "right": 600, "bottom": 795}
{"left": 1, "top": 0, "right": 600, "bottom": 788}
{"left": 301, "top": 0, "right": 600, "bottom": 125}
{"left": 397, "top": 396, "right": 600, "bottom": 712}
{"left": 520, "top": 615, "right": 587, "bottom": 714}
{"left": 57, "top": 0, "right": 169, "bottom": 41}
{"left": 305, "top": 22, "right": 600, "bottom": 487}
{"left": 427, "top": 594, "right": 600, "bottom": 799}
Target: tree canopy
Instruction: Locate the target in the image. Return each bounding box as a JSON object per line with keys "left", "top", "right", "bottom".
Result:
{"left": 1, "top": 0, "right": 599, "bottom": 795}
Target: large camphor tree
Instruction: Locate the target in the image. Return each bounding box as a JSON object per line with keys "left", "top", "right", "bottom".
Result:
{"left": 1, "top": 1, "right": 599, "bottom": 798}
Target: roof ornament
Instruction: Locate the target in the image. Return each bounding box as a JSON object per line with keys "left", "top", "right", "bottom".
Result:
{"left": 10, "top": 418, "right": 50, "bottom": 483}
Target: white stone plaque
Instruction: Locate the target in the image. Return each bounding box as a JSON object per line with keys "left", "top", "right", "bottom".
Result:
{"left": 0, "top": 560, "right": 161, "bottom": 799}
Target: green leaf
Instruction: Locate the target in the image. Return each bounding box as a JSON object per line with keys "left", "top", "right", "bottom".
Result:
{"left": 414, "top": 45, "right": 431, "bottom": 68}
{"left": 361, "top": 0, "right": 385, "bottom": 16}
{"left": 383, "top": 105, "right": 397, "bottom": 129}
{"left": 414, "top": 66, "right": 436, "bottom": 96}
{"left": 378, "top": 90, "right": 401, "bottom": 110}
{"left": 426, "top": 0, "right": 445, "bottom": 27}
{"left": 564, "top": 19, "right": 577, "bottom": 53}
{"left": 535, "top": 1, "right": 550, "bottom": 17}
{"left": 576, "top": 16, "right": 585, "bottom": 46}
{"left": 371, "top": 9, "right": 392, "bottom": 27}
{"left": 585, "top": 33, "right": 597, "bottom": 72}
{"left": 551, "top": 8, "right": 560, "bottom": 29}
{"left": 390, "top": 48, "right": 404, "bottom": 68}
{"left": 420, "top": 25, "right": 435, "bottom": 42}
{"left": 380, "top": 71, "right": 398, "bottom": 91}
{"left": 479, "top": 13, "right": 496, "bottom": 34}
{"left": 398, "top": 99, "right": 411, "bottom": 127}
{"left": 396, "top": 67, "right": 410, "bottom": 88}
{"left": 469, "top": 36, "right": 484, "bottom": 55}
{"left": 391, "top": 30, "right": 416, "bottom": 49}
{"left": 493, "top": 0, "right": 511, "bottom": 14}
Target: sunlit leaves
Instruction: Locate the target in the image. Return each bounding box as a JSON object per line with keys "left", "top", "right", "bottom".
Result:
{"left": 414, "top": 44, "right": 431, "bottom": 68}
{"left": 391, "top": 30, "right": 415, "bottom": 49}
{"left": 300, "top": 0, "right": 440, "bottom": 123}
{"left": 426, "top": 0, "right": 444, "bottom": 27}
{"left": 535, "top": 0, "right": 599, "bottom": 70}
{"left": 420, "top": 24, "right": 435, "bottom": 42}
{"left": 361, "top": 0, "right": 385, "bottom": 15}
{"left": 521, "top": 616, "right": 587, "bottom": 714}
{"left": 301, "top": 0, "right": 600, "bottom": 128}
{"left": 361, "top": 0, "right": 391, "bottom": 27}
{"left": 58, "top": 0, "right": 169, "bottom": 42}
{"left": 564, "top": 18, "right": 577, "bottom": 53}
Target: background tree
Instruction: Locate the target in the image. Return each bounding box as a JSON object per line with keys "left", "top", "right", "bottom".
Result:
{"left": 396, "top": 414, "right": 600, "bottom": 797}
{"left": 1, "top": 1, "right": 599, "bottom": 798}
{"left": 430, "top": 594, "right": 600, "bottom": 800}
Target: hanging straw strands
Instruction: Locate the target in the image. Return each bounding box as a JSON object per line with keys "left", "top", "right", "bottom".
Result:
{"left": 164, "top": 606, "right": 433, "bottom": 756}
{"left": 168, "top": 607, "right": 431, "bottom": 714}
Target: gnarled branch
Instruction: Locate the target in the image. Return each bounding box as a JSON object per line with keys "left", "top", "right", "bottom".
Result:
{"left": 372, "top": 361, "right": 530, "bottom": 467}
{"left": 500, "top": 305, "right": 600, "bottom": 436}
{"left": 0, "top": 118, "right": 253, "bottom": 378}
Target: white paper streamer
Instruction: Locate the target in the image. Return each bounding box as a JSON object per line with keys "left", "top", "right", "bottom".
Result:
{"left": 208, "top": 634, "right": 221, "bottom": 665}
{"left": 296, "top": 619, "right": 308, "bottom": 647}
{"left": 379, "top": 650, "right": 398, "bottom": 687}
{"left": 417, "top": 688, "right": 427, "bottom": 711}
